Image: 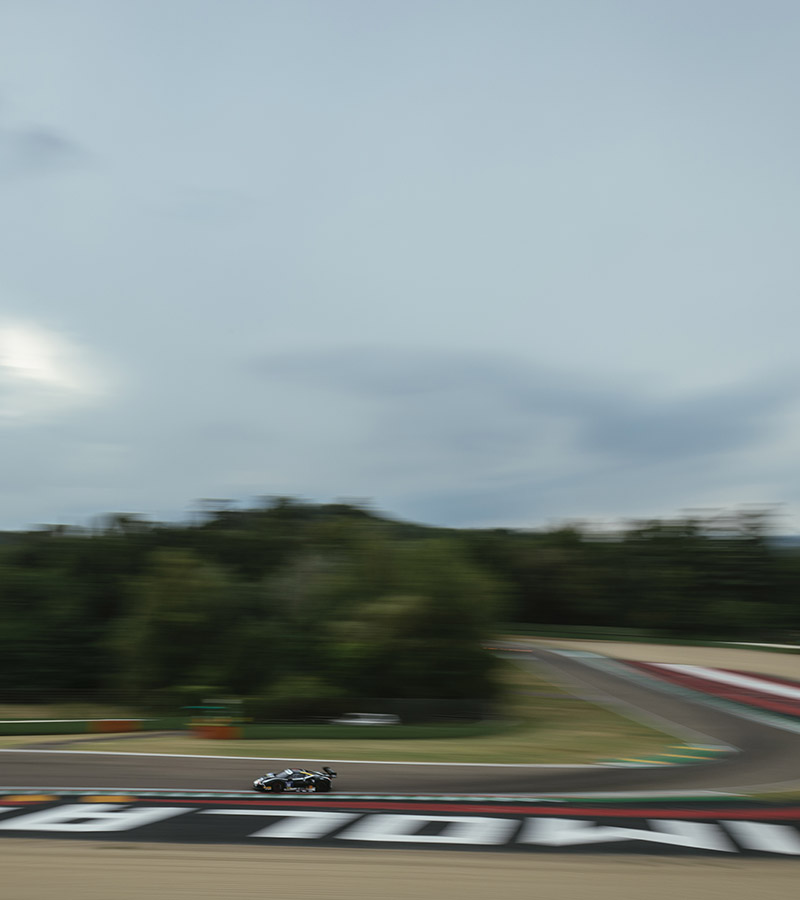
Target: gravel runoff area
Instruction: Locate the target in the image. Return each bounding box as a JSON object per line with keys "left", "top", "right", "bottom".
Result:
{"left": 526, "top": 640, "right": 800, "bottom": 680}
{"left": 2, "top": 839, "right": 798, "bottom": 900}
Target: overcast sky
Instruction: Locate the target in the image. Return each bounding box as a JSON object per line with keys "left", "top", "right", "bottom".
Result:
{"left": 1, "top": 0, "right": 799, "bottom": 532}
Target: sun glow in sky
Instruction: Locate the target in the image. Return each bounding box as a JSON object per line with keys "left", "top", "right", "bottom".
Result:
{"left": 1, "top": 322, "right": 70, "bottom": 383}
{"left": 0, "top": 320, "right": 102, "bottom": 420}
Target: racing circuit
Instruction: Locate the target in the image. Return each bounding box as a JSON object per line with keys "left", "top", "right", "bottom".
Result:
{"left": 2, "top": 643, "right": 800, "bottom": 865}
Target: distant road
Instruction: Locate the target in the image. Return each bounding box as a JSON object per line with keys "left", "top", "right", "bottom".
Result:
{"left": 524, "top": 639, "right": 800, "bottom": 679}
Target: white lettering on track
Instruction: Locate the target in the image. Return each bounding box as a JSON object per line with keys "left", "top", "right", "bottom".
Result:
{"left": 339, "top": 814, "right": 517, "bottom": 845}
{"left": 202, "top": 809, "right": 358, "bottom": 839}
{"left": 519, "top": 818, "right": 735, "bottom": 852}
{"left": 0, "top": 803, "right": 189, "bottom": 833}
{"left": 723, "top": 822, "right": 800, "bottom": 855}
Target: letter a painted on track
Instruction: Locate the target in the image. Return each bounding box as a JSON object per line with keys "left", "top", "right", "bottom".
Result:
{"left": 723, "top": 822, "right": 800, "bottom": 855}
{"left": 0, "top": 803, "right": 189, "bottom": 833}
{"left": 519, "top": 818, "right": 735, "bottom": 852}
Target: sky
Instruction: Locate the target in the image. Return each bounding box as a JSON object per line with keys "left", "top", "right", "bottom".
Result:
{"left": 1, "top": 0, "right": 799, "bottom": 532}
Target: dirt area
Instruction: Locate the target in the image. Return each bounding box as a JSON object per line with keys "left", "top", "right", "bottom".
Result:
{"left": 529, "top": 640, "right": 800, "bottom": 680}
{"left": 0, "top": 839, "right": 796, "bottom": 900}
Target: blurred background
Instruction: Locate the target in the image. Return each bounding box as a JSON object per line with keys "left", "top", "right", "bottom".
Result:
{"left": 1, "top": 500, "right": 797, "bottom": 718}
{"left": 1, "top": 0, "right": 800, "bottom": 726}
{"left": 2, "top": 6, "right": 800, "bottom": 894}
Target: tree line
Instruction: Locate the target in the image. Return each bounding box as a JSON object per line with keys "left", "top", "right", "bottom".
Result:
{"left": 0, "top": 499, "right": 797, "bottom": 714}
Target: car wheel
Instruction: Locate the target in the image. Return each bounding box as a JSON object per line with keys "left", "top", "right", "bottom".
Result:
{"left": 314, "top": 779, "right": 332, "bottom": 793}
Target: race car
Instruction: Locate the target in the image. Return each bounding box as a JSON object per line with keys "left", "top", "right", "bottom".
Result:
{"left": 253, "top": 766, "right": 337, "bottom": 793}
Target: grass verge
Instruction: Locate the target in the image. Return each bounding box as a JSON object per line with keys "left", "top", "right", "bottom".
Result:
{"left": 0, "top": 661, "right": 673, "bottom": 764}
{"left": 0, "top": 702, "right": 141, "bottom": 720}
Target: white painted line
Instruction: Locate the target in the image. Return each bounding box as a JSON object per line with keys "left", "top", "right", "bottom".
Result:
{"left": 0, "top": 749, "right": 599, "bottom": 768}
{"left": 0, "top": 786, "right": 753, "bottom": 802}
{"left": 0, "top": 787, "right": 563, "bottom": 801}
{"left": 720, "top": 642, "right": 800, "bottom": 650}
{"left": 654, "top": 664, "right": 800, "bottom": 701}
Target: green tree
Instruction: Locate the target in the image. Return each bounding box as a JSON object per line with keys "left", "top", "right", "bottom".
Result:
{"left": 328, "top": 539, "right": 503, "bottom": 700}
{"left": 117, "top": 549, "right": 239, "bottom": 695}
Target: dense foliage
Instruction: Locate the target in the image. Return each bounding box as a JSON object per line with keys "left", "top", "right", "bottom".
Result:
{"left": 0, "top": 500, "right": 797, "bottom": 714}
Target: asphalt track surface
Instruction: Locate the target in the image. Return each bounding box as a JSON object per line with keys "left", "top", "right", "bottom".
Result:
{"left": 2, "top": 646, "right": 799, "bottom": 796}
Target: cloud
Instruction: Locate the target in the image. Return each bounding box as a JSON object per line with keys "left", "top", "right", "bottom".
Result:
{"left": 255, "top": 346, "right": 790, "bottom": 458}
{"left": 253, "top": 346, "right": 798, "bottom": 524}
{"left": 0, "top": 123, "right": 85, "bottom": 180}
